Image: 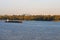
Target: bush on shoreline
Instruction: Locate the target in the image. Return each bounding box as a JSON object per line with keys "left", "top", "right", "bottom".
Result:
{"left": 0, "top": 15, "right": 60, "bottom": 21}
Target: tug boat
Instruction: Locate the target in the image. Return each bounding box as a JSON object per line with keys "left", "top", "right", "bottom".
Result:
{"left": 5, "top": 19, "right": 22, "bottom": 23}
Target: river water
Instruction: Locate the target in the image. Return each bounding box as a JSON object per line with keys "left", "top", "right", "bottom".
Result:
{"left": 0, "top": 21, "right": 60, "bottom": 40}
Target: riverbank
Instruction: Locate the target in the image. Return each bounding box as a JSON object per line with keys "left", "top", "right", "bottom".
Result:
{"left": 0, "top": 15, "right": 60, "bottom": 21}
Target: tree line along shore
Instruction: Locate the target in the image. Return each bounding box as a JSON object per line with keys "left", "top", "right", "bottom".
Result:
{"left": 0, "top": 15, "right": 60, "bottom": 21}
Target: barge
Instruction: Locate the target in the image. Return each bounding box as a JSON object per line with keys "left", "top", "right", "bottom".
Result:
{"left": 5, "top": 19, "right": 22, "bottom": 23}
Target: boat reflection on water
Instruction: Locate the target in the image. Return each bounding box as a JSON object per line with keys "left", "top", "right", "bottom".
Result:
{"left": 5, "top": 19, "right": 22, "bottom": 23}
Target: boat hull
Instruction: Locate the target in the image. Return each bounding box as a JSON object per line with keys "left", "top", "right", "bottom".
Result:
{"left": 5, "top": 20, "right": 22, "bottom": 23}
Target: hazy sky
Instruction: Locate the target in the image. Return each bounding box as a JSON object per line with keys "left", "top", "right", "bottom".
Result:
{"left": 0, "top": 0, "right": 60, "bottom": 15}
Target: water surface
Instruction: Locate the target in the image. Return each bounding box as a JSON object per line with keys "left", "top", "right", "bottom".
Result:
{"left": 0, "top": 21, "right": 60, "bottom": 40}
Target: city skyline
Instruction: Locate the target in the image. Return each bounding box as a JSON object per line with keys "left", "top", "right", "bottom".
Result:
{"left": 0, "top": 0, "right": 60, "bottom": 15}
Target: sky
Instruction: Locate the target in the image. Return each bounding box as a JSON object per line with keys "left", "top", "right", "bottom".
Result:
{"left": 0, "top": 0, "right": 60, "bottom": 15}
